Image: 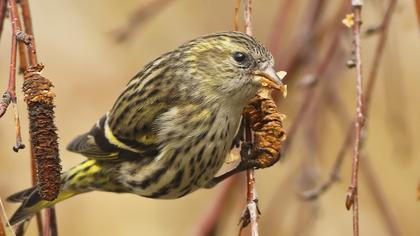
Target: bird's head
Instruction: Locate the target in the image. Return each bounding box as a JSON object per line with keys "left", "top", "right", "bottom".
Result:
{"left": 173, "top": 31, "right": 286, "bottom": 104}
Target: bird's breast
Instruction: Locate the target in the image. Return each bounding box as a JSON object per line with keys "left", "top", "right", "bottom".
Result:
{"left": 117, "top": 105, "right": 242, "bottom": 199}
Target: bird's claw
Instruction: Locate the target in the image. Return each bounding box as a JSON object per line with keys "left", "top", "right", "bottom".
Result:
{"left": 239, "top": 142, "right": 271, "bottom": 169}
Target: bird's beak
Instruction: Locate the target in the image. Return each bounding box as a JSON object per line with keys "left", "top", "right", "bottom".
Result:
{"left": 251, "top": 67, "right": 287, "bottom": 97}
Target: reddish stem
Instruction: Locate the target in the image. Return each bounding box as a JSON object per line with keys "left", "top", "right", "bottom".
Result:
{"left": 280, "top": 0, "right": 326, "bottom": 76}
{"left": 113, "top": 0, "right": 176, "bottom": 43}
{"left": 346, "top": 3, "right": 364, "bottom": 236}
{"left": 19, "top": 0, "right": 37, "bottom": 66}
{"left": 244, "top": 0, "right": 253, "bottom": 36}
{"left": 364, "top": 0, "right": 396, "bottom": 109}
{"left": 415, "top": 0, "right": 420, "bottom": 28}
{"left": 7, "top": 0, "right": 19, "bottom": 98}
{"left": 242, "top": 1, "right": 259, "bottom": 235}
{"left": 417, "top": 181, "right": 420, "bottom": 201}
{"left": 6, "top": 0, "right": 25, "bottom": 152}
{"left": 303, "top": 0, "right": 398, "bottom": 201}
{"left": 43, "top": 207, "right": 58, "bottom": 236}
{"left": 0, "top": 210, "right": 6, "bottom": 236}
{"left": 361, "top": 156, "right": 401, "bottom": 236}
{"left": 302, "top": 123, "right": 353, "bottom": 200}
{"left": 17, "top": 33, "right": 29, "bottom": 74}
{"left": 192, "top": 177, "right": 238, "bottom": 236}
{"left": 282, "top": 17, "right": 344, "bottom": 155}
{"left": 267, "top": 0, "right": 296, "bottom": 61}
{"left": 7, "top": 0, "right": 58, "bottom": 234}
{"left": 234, "top": 0, "right": 241, "bottom": 31}
{"left": 0, "top": 0, "right": 6, "bottom": 39}
{"left": 18, "top": 0, "right": 59, "bottom": 234}
{"left": 0, "top": 0, "right": 8, "bottom": 118}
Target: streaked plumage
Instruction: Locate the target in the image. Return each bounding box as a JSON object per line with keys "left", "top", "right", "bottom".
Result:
{"left": 8, "top": 31, "right": 284, "bottom": 226}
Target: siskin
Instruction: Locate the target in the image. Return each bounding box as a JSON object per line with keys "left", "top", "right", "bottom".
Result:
{"left": 8, "top": 31, "right": 285, "bottom": 225}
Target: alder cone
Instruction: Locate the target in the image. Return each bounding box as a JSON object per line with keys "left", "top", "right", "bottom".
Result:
{"left": 244, "top": 94, "right": 286, "bottom": 168}
{"left": 23, "top": 72, "right": 61, "bottom": 201}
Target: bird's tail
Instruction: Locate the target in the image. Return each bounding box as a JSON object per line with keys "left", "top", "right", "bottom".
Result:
{"left": 7, "top": 186, "right": 77, "bottom": 226}
{"left": 7, "top": 160, "right": 102, "bottom": 226}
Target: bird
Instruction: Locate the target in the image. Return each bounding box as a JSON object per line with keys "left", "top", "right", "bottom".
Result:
{"left": 7, "top": 31, "right": 285, "bottom": 226}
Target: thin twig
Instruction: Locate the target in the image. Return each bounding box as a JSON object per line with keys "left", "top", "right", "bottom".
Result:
{"left": 17, "top": 31, "right": 28, "bottom": 74}
{"left": 417, "top": 180, "right": 420, "bottom": 201}
{"left": 281, "top": 19, "right": 344, "bottom": 155}
{"left": 7, "top": 0, "right": 44, "bottom": 232}
{"left": 364, "top": 0, "right": 396, "bottom": 109}
{"left": 241, "top": 1, "right": 259, "bottom": 235}
{"left": 7, "top": 0, "right": 60, "bottom": 234}
{"left": 302, "top": 0, "right": 398, "bottom": 200}
{"left": 0, "top": 197, "right": 16, "bottom": 236}
{"left": 112, "top": 0, "right": 176, "bottom": 43}
{"left": 18, "top": 0, "right": 37, "bottom": 66}
{"left": 293, "top": 100, "right": 321, "bottom": 236}
{"left": 11, "top": 101, "right": 25, "bottom": 151}
{"left": 415, "top": 0, "right": 420, "bottom": 28}
{"left": 271, "top": 0, "right": 347, "bottom": 102}
{"left": 302, "top": 123, "right": 353, "bottom": 200}
{"left": 18, "top": 0, "right": 61, "bottom": 232}
{"left": 346, "top": 2, "right": 364, "bottom": 236}
{"left": 323, "top": 78, "right": 352, "bottom": 127}
{"left": 192, "top": 177, "right": 238, "bottom": 236}
{"left": 313, "top": 0, "right": 350, "bottom": 43}
{"left": 234, "top": 0, "right": 241, "bottom": 31}
{"left": 279, "top": 0, "right": 327, "bottom": 76}
{"left": 244, "top": 0, "right": 252, "bottom": 36}
{"left": 0, "top": 204, "right": 6, "bottom": 236}
{"left": 6, "top": 0, "right": 25, "bottom": 152}
{"left": 267, "top": 0, "right": 296, "bottom": 62}
{"left": 190, "top": 2, "right": 254, "bottom": 233}
{"left": 260, "top": 164, "right": 298, "bottom": 235}
{"left": 42, "top": 208, "right": 58, "bottom": 236}
{"left": 0, "top": 0, "right": 6, "bottom": 40}
{"left": 361, "top": 155, "right": 401, "bottom": 236}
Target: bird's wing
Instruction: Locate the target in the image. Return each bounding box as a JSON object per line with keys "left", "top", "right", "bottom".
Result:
{"left": 67, "top": 115, "right": 120, "bottom": 159}
{"left": 67, "top": 53, "right": 175, "bottom": 160}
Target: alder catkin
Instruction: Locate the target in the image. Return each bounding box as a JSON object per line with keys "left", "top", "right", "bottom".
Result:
{"left": 23, "top": 71, "right": 61, "bottom": 201}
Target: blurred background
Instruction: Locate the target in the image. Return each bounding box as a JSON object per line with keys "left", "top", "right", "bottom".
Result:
{"left": 0, "top": 0, "right": 419, "bottom": 235}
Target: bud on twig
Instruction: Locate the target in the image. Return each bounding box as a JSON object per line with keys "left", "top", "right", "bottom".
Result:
{"left": 0, "top": 91, "right": 11, "bottom": 118}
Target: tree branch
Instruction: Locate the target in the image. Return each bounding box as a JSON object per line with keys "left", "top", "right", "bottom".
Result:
{"left": 6, "top": 0, "right": 61, "bottom": 235}
{"left": 276, "top": 0, "right": 327, "bottom": 77}
{"left": 267, "top": 0, "right": 296, "bottom": 62}
{"left": 345, "top": 2, "right": 364, "bottom": 236}
{"left": 191, "top": 177, "right": 238, "bottom": 236}
{"left": 19, "top": 0, "right": 38, "bottom": 66}
{"left": 281, "top": 9, "right": 345, "bottom": 155}
{"left": 0, "top": 205, "right": 6, "bottom": 236}
{"left": 5, "top": 0, "right": 25, "bottom": 152}
{"left": 233, "top": 0, "right": 241, "bottom": 31}
{"left": 415, "top": 0, "right": 420, "bottom": 28}
{"left": 0, "top": 0, "right": 6, "bottom": 40}
{"left": 361, "top": 155, "right": 401, "bottom": 236}
{"left": 417, "top": 180, "right": 420, "bottom": 201}
{"left": 112, "top": 0, "right": 176, "bottom": 43}
{"left": 240, "top": 1, "right": 259, "bottom": 235}
{"left": 303, "top": 0, "right": 397, "bottom": 203}
{"left": 21, "top": 0, "right": 61, "bottom": 233}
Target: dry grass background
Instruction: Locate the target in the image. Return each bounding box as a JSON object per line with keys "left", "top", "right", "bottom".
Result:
{"left": 0, "top": 0, "right": 419, "bottom": 235}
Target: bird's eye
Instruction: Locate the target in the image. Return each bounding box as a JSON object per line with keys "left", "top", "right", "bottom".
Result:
{"left": 232, "top": 51, "right": 247, "bottom": 63}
